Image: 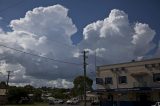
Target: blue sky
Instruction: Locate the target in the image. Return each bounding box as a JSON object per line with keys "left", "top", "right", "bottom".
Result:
{"left": 0, "top": 0, "right": 160, "bottom": 88}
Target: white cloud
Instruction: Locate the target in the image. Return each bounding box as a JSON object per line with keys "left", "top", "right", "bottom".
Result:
{"left": 0, "top": 7, "right": 158, "bottom": 88}
{"left": 81, "top": 9, "right": 156, "bottom": 64}
{"left": 10, "top": 5, "right": 77, "bottom": 46}
{"left": 0, "top": 28, "right": 4, "bottom": 34}
{"left": 0, "top": 60, "right": 73, "bottom": 88}
{"left": 132, "top": 23, "right": 156, "bottom": 55}
{"left": 0, "top": 5, "right": 80, "bottom": 88}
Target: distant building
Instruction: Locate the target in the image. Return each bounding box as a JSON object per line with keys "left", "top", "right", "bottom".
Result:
{"left": 0, "top": 84, "right": 7, "bottom": 105}
{"left": 41, "top": 91, "right": 52, "bottom": 101}
{"left": 80, "top": 91, "right": 99, "bottom": 102}
{"left": 96, "top": 58, "right": 160, "bottom": 106}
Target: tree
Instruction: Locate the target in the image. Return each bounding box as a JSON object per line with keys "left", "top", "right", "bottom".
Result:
{"left": 33, "top": 88, "right": 42, "bottom": 102}
{"left": 51, "top": 88, "right": 69, "bottom": 99}
{"left": 8, "top": 87, "right": 29, "bottom": 104}
{"left": 72, "top": 76, "right": 93, "bottom": 96}
{"left": 0, "top": 81, "right": 7, "bottom": 88}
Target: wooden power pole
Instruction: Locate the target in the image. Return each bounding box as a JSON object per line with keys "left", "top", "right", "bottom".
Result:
{"left": 83, "top": 50, "right": 88, "bottom": 106}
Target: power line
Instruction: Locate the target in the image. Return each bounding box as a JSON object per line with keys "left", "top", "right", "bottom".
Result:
{"left": 0, "top": 1, "right": 81, "bottom": 65}
{"left": 0, "top": 44, "right": 82, "bottom": 66}
{"left": 0, "top": 0, "right": 78, "bottom": 50}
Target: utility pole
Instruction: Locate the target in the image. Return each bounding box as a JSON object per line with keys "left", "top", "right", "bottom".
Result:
{"left": 6, "top": 71, "right": 11, "bottom": 94}
{"left": 6, "top": 71, "right": 11, "bottom": 87}
{"left": 83, "top": 50, "right": 88, "bottom": 106}
{"left": 95, "top": 51, "right": 97, "bottom": 72}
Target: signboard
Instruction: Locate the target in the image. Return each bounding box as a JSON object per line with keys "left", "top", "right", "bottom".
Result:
{"left": 0, "top": 89, "right": 6, "bottom": 96}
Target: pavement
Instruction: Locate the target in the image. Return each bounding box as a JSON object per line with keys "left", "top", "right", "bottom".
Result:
{"left": 6, "top": 102, "right": 99, "bottom": 106}
{"left": 49, "top": 102, "right": 96, "bottom": 106}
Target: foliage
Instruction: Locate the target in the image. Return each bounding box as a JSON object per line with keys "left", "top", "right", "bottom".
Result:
{"left": 6, "top": 85, "right": 71, "bottom": 104}
{"left": 51, "top": 88, "right": 69, "bottom": 99}
{"left": 0, "top": 81, "right": 7, "bottom": 88}
{"left": 8, "top": 86, "right": 30, "bottom": 104}
{"left": 33, "top": 88, "right": 42, "bottom": 102}
{"left": 72, "top": 76, "right": 93, "bottom": 96}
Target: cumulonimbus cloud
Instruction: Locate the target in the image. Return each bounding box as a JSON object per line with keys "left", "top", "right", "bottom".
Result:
{"left": 0, "top": 7, "right": 158, "bottom": 88}
{"left": 0, "top": 4, "right": 79, "bottom": 88}
{"left": 78, "top": 9, "right": 156, "bottom": 65}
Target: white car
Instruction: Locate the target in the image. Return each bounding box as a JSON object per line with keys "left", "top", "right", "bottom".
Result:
{"left": 72, "top": 98, "right": 79, "bottom": 104}
{"left": 66, "top": 99, "right": 73, "bottom": 104}
{"left": 66, "top": 98, "right": 79, "bottom": 104}
{"left": 54, "top": 99, "right": 64, "bottom": 104}
{"left": 152, "top": 102, "right": 160, "bottom": 106}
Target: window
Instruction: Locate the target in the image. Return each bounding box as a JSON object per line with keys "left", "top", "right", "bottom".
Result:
{"left": 105, "top": 77, "right": 113, "bottom": 84}
{"left": 153, "top": 73, "right": 160, "bottom": 82}
{"left": 96, "top": 78, "right": 103, "bottom": 84}
{"left": 119, "top": 76, "right": 127, "bottom": 84}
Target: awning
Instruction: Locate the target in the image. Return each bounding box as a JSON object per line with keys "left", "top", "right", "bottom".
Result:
{"left": 131, "top": 72, "right": 149, "bottom": 77}
{"left": 96, "top": 87, "right": 153, "bottom": 94}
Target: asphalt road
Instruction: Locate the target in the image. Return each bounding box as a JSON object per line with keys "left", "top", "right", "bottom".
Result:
{"left": 49, "top": 102, "right": 96, "bottom": 106}
{"left": 6, "top": 102, "right": 99, "bottom": 106}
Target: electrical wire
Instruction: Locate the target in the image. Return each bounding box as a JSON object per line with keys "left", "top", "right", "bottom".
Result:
{"left": 0, "top": 1, "right": 82, "bottom": 66}
{"left": 0, "top": 0, "right": 78, "bottom": 50}
{"left": 0, "top": 44, "right": 82, "bottom": 66}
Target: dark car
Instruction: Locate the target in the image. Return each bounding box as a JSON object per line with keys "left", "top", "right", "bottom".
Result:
{"left": 48, "top": 100, "right": 55, "bottom": 105}
{"left": 91, "top": 100, "right": 100, "bottom": 105}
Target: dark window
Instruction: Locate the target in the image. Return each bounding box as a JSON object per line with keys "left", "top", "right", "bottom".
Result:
{"left": 153, "top": 73, "right": 160, "bottom": 82}
{"left": 119, "top": 76, "right": 127, "bottom": 84}
{"left": 105, "top": 77, "right": 113, "bottom": 84}
{"left": 96, "top": 78, "right": 103, "bottom": 84}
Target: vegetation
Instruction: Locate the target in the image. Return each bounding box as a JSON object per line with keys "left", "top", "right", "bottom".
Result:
{"left": 0, "top": 76, "right": 93, "bottom": 105}
{"left": 0, "top": 81, "right": 7, "bottom": 88}
{"left": 8, "top": 86, "right": 30, "bottom": 104}
{"left": 72, "top": 76, "right": 93, "bottom": 96}
{"left": 51, "top": 88, "right": 70, "bottom": 99}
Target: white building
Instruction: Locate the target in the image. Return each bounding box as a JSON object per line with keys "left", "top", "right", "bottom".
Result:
{"left": 96, "top": 58, "right": 160, "bottom": 106}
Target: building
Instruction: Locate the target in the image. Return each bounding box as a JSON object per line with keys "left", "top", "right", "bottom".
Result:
{"left": 96, "top": 58, "right": 160, "bottom": 106}
{"left": 80, "top": 91, "right": 99, "bottom": 102}
{"left": 0, "top": 84, "right": 7, "bottom": 105}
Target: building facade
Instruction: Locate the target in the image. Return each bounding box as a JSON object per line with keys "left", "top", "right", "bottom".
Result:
{"left": 80, "top": 91, "right": 99, "bottom": 102}
{"left": 96, "top": 58, "right": 160, "bottom": 106}
{"left": 0, "top": 85, "right": 7, "bottom": 105}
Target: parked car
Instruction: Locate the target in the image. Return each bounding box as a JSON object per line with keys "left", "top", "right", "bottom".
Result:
{"left": 48, "top": 100, "right": 55, "bottom": 105}
{"left": 152, "top": 102, "right": 160, "bottom": 106}
{"left": 71, "top": 98, "right": 79, "bottom": 104}
{"left": 54, "top": 99, "right": 64, "bottom": 104}
{"left": 91, "top": 100, "right": 100, "bottom": 105}
{"left": 66, "top": 99, "right": 73, "bottom": 104}
{"left": 66, "top": 98, "right": 79, "bottom": 105}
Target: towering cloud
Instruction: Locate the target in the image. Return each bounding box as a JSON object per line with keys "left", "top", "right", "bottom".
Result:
{"left": 0, "top": 7, "right": 157, "bottom": 88}
{"left": 79, "top": 9, "right": 156, "bottom": 64}
{"left": 0, "top": 5, "right": 78, "bottom": 88}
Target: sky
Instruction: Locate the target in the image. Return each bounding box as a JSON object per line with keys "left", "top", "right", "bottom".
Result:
{"left": 0, "top": 0, "right": 160, "bottom": 88}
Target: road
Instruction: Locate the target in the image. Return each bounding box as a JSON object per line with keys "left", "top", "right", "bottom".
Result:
{"left": 49, "top": 102, "right": 95, "bottom": 106}
{"left": 6, "top": 102, "right": 99, "bottom": 106}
